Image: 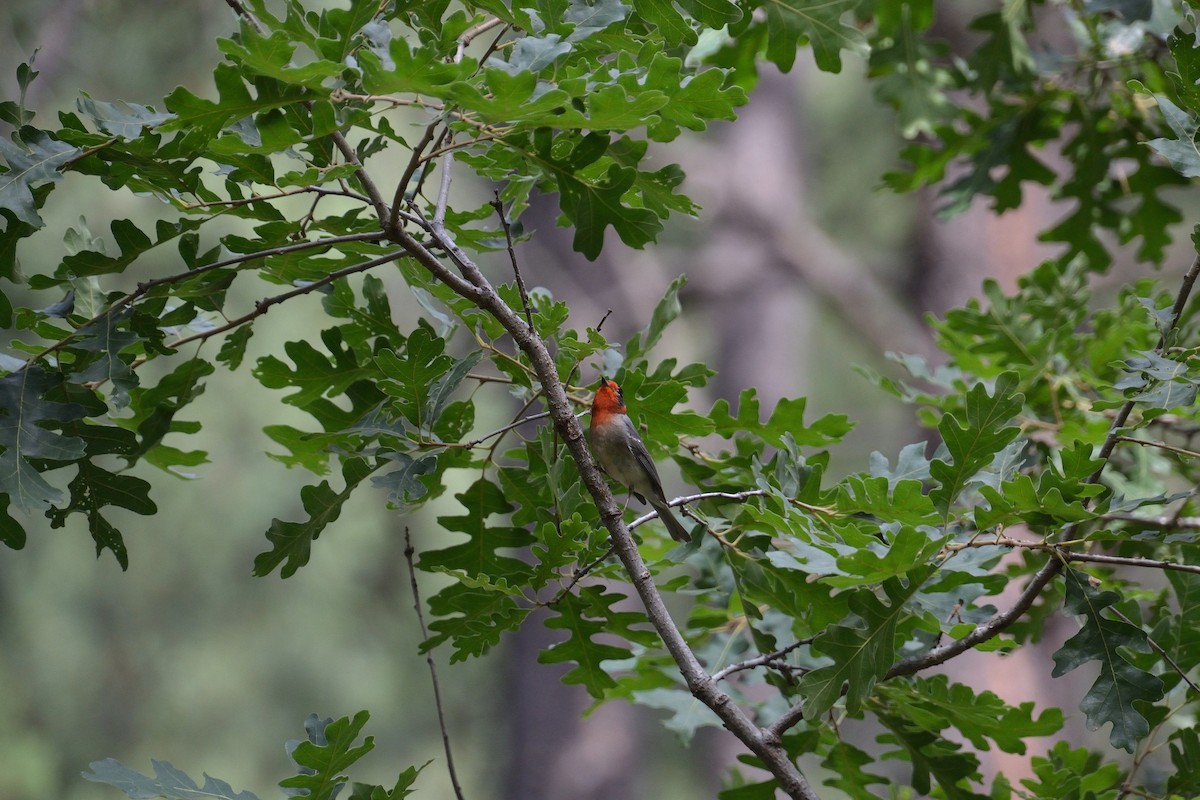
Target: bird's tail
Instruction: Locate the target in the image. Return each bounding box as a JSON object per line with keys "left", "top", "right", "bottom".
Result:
{"left": 650, "top": 499, "right": 692, "bottom": 543}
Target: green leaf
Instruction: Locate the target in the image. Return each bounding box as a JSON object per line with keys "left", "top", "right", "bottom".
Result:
{"left": 75, "top": 94, "right": 173, "bottom": 138}
{"left": 1146, "top": 94, "right": 1200, "bottom": 177}
{"left": 348, "top": 760, "right": 430, "bottom": 800}
{"left": 423, "top": 580, "right": 530, "bottom": 662}
{"left": 826, "top": 526, "right": 945, "bottom": 588}
{"left": 877, "top": 675, "right": 1063, "bottom": 755}
{"left": 1168, "top": 728, "right": 1200, "bottom": 797}
{"left": 0, "top": 127, "right": 78, "bottom": 228}
{"left": 870, "top": 32, "right": 956, "bottom": 138}
{"left": 539, "top": 586, "right": 644, "bottom": 697}
{"left": 632, "top": 686, "right": 725, "bottom": 741}
{"left": 253, "top": 458, "right": 375, "bottom": 577}
{"left": 799, "top": 576, "right": 925, "bottom": 718}
{"left": 709, "top": 389, "right": 853, "bottom": 449}
{"left": 0, "top": 366, "right": 88, "bottom": 512}
{"left": 216, "top": 325, "right": 254, "bottom": 370}
{"left": 490, "top": 34, "right": 573, "bottom": 75}
{"left": 159, "top": 62, "right": 309, "bottom": 142}
{"left": 218, "top": 22, "right": 345, "bottom": 90}
{"left": 421, "top": 480, "right": 536, "bottom": 578}
{"left": 1022, "top": 742, "right": 1123, "bottom": 799}
{"left": 58, "top": 218, "right": 200, "bottom": 279}
{"left": 627, "top": 275, "right": 684, "bottom": 359}
{"left": 46, "top": 461, "right": 157, "bottom": 568}
{"left": 254, "top": 331, "right": 375, "bottom": 409}
{"left": 876, "top": 709, "right": 985, "bottom": 799}
{"left": 120, "top": 359, "right": 213, "bottom": 472}
{"left": 975, "top": 473, "right": 1098, "bottom": 530}
{"left": 565, "top": 0, "right": 632, "bottom": 42}
{"left": 820, "top": 741, "right": 889, "bottom": 799}
{"left": 281, "top": 712, "right": 375, "bottom": 800}
{"left": 370, "top": 452, "right": 437, "bottom": 508}
{"left": 0, "top": 494, "right": 24, "bottom": 550}
{"left": 1051, "top": 570, "right": 1164, "bottom": 752}
{"left": 836, "top": 476, "right": 939, "bottom": 526}
{"left": 557, "top": 162, "right": 662, "bottom": 260}
{"left": 761, "top": 0, "right": 868, "bottom": 73}
{"left": 83, "top": 758, "right": 258, "bottom": 800}
{"left": 374, "top": 322, "right": 470, "bottom": 432}
{"left": 325, "top": 0, "right": 386, "bottom": 62}
{"left": 631, "top": 0, "right": 699, "bottom": 47}
{"left": 73, "top": 310, "right": 141, "bottom": 409}
{"left": 418, "top": 480, "right": 537, "bottom": 661}
{"left": 929, "top": 372, "right": 1023, "bottom": 513}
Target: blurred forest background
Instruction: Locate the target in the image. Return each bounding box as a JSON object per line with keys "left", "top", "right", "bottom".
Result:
{"left": 1, "top": 1, "right": 1188, "bottom": 798}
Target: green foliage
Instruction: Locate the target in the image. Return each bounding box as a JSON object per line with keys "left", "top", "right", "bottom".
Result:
{"left": 1051, "top": 570, "right": 1164, "bottom": 752}
{"left": 84, "top": 712, "right": 426, "bottom": 800}
{"left": 6, "top": 0, "right": 1200, "bottom": 797}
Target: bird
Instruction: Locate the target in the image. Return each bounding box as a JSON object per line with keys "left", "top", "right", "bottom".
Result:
{"left": 589, "top": 377, "right": 692, "bottom": 543}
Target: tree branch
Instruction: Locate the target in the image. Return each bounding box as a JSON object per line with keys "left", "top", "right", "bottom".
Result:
{"left": 712, "top": 638, "right": 814, "bottom": 683}
{"left": 882, "top": 247, "right": 1200, "bottom": 685}
{"left": 390, "top": 121, "right": 440, "bottom": 233}
{"left": 884, "top": 553, "right": 1065, "bottom": 680}
{"left": 394, "top": 222, "right": 821, "bottom": 800}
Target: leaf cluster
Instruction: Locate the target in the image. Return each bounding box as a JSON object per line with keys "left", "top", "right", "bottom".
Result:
{"left": 5, "top": 0, "right": 1200, "bottom": 798}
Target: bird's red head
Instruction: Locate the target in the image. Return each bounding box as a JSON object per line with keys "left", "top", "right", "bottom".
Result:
{"left": 591, "top": 377, "right": 627, "bottom": 418}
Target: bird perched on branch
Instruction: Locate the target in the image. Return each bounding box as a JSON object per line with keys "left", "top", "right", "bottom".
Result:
{"left": 589, "top": 377, "right": 692, "bottom": 543}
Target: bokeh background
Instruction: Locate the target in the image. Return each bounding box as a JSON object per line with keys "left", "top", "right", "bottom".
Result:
{"left": 1, "top": 2, "right": 1182, "bottom": 798}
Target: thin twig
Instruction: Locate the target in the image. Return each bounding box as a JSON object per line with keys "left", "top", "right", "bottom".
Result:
{"left": 223, "top": 0, "right": 264, "bottom": 32}
{"left": 419, "top": 132, "right": 505, "bottom": 163}
{"left": 491, "top": 193, "right": 534, "bottom": 331}
{"left": 1160, "top": 254, "right": 1200, "bottom": 349}
{"left": 467, "top": 409, "right": 549, "bottom": 448}
{"left": 1098, "top": 511, "right": 1200, "bottom": 528}
{"left": 1108, "top": 606, "right": 1200, "bottom": 695}
{"left": 545, "top": 543, "right": 618, "bottom": 607}
{"left": 19, "top": 232, "right": 388, "bottom": 370}
{"left": 712, "top": 638, "right": 815, "bottom": 682}
{"left": 1063, "top": 551, "right": 1200, "bottom": 575}
{"left": 455, "top": 17, "right": 507, "bottom": 62}
{"left": 432, "top": 148, "right": 454, "bottom": 234}
{"left": 1115, "top": 435, "right": 1200, "bottom": 460}
{"left": 169, "top": 249, "right": 406, "bottom": 349}
{"left": 766, "top": 704, "right": 807, "bottom": 739}
{"left": 329, "top": 130, "right": 390, "bottom": 226}
{"left": 390, "top": 122, "right": 439, "bottom": 232}
{"left": 404, "top": 528, "right": 467, "bottom": 800}
{"left": 180, "top": 185, "right": 372, "bottom": 210}
{"left": 946, "top": 533, "right": 1200, "bottom": 575}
